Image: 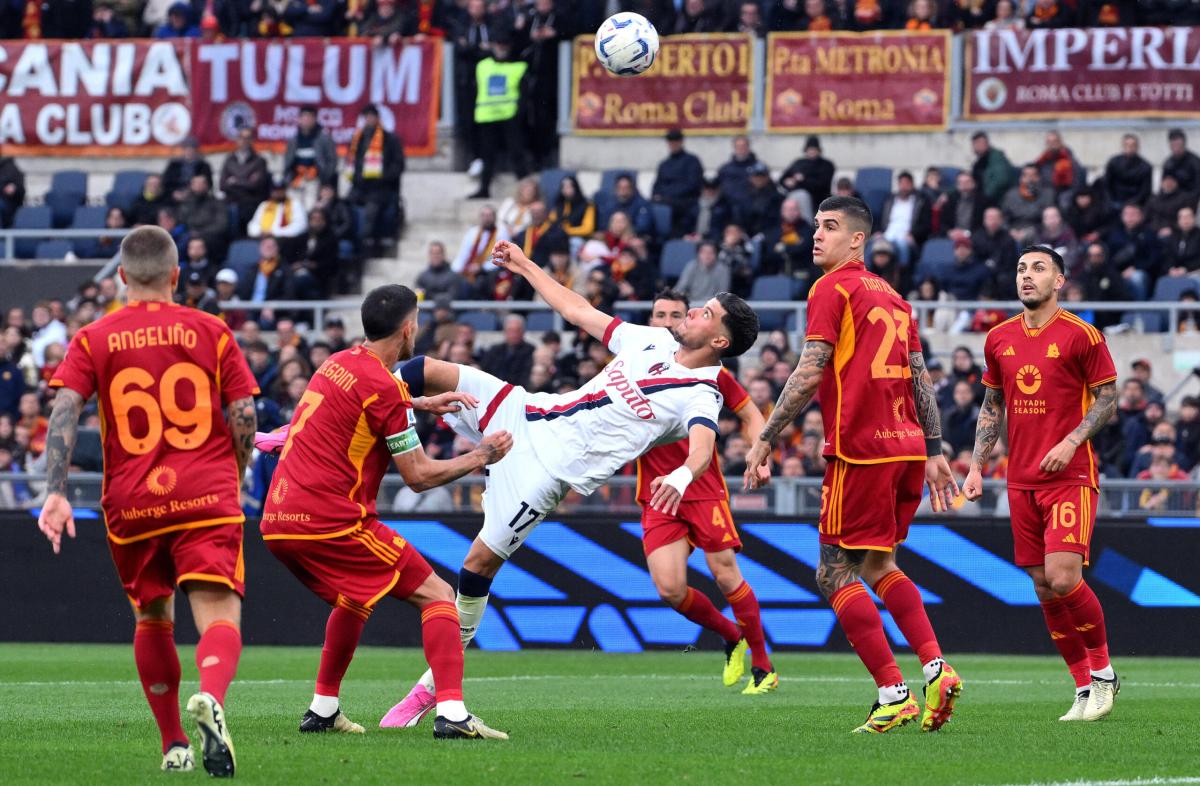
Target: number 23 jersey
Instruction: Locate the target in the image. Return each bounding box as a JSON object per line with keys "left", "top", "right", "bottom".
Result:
{"left": 51, "top": 301, "right": 259, "bottom": 542}
{"left": 804, "top": 260, "right": 926, "bottom": 463}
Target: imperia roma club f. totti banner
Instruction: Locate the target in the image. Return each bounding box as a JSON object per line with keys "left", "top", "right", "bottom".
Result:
{"left": 965, "top": 27, "right": 1200, "bottom": 120}
{"left": 766, "top": 31, "right": 950, "bottom": 133}
{"left": 572, "top": 34, "right": 754, "bottom": 135}
{"left": 0, "top": 38, "right": 441, "bottom": 157}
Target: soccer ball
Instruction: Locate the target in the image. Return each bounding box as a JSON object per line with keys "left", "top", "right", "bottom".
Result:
{"left": 594, "top": 13, "right": 660, "bottom": 77}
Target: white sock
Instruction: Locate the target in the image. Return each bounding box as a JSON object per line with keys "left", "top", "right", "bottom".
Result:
{"left": 1091, "top": 665, "right": 1115, "bottom": 680}
{"left": 878, "top": 682, "right": 909, "bottom": 704}
{"left": 1075, "top": 685, "right": 1090, "bottom": 698}
{"left": 436, "top": 700, "right": 468, "bottom": 722}
{"left": 456, "top": 592, "right": 490, "bottom": 647}
{"left": 921, "top": 657, "right": 945, "bottom": 683}
{"left": 417, "top": 668, "right": 435, "bottom": 692}
{"left": 309, "top": 693, "right": 339, "bottom": 717}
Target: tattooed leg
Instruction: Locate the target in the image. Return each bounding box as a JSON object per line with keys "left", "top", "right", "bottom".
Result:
{"left": 816, "top": 544, "right": 866, "bottom": 600}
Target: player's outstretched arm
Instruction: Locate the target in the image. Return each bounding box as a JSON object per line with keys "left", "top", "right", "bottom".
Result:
{"left": 964, "top": 386, "right": 1006, "bottom": 501}
{"left": 38, "top": 388, "right": 85, "bottom": 554}
{"left": 910, "top": 351, "right": 959, "bottom": 512}
{"left": 394, "top": 431, "right": 513, "bottom": 492}
{"left": 491, "top": 239, "right": 614, "bottom": 342}
{"left": 649, "top": 424, "right": 716, "bottom": 516}
{"left": 225, "top": 396, "right": 257, "bottom": 484}
{"left": 1039, "top": 381, "right": 1118, "bottom": 474}
{"left": 743, "top": 340, "right": 832, "bottom": 490}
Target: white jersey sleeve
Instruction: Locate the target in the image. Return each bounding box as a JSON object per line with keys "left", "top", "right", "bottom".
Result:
{"left": 681, "top": 384, "right": 722, "bottom": 433}
{"left": 602, "top": 318, "right": 674, "bottom": 355}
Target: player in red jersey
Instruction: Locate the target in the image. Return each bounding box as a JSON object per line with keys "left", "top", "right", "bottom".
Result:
{"left": 633, "top": 289, "right": 777, "bottom": 694}
{"left": 964, "top": 245, "right": 1120, "bottom": 722}
{"left": 261, "top": 284, "right": 513, "bottom": 740}
{"left": 38, "top": 227, "right": 259, "bottom": 776}
{"left": 743, "top": 196, "right": 962, "bottom": 734}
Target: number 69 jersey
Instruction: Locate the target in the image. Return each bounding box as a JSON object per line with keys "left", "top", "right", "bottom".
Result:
{"left": 803, "top": 259, "right": 926, "bottom": 464}
{"left": 50, "top": 301, "right": 260, "bottom": 543}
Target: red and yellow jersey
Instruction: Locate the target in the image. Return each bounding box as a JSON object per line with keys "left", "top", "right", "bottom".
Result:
{"left": 50, "top": 301, "right": 259, "bottom": 543}
{"left": 982, "top": 309, "right": 1117, "bottom": 490}
{"left": 261, "top": 346, "right": 414, "bottom": 539}
{"left": 635, "top": 367, "right": 750, "bottom": 503}
{"left": 804, "top": 259, "right": 925, "bottom": 464}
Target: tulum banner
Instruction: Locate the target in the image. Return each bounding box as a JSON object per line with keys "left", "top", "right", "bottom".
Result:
{"left": 766, "top": 30, "right": 950, "bottom": 133}
{"left": 0, "top": 38, "right": 441, "bottom": 157}
{"left": 965, "top": 27, "right": 1200, "bottom": 120}
{"left": 572, "top": 33, "right": 754, "bottom": 135}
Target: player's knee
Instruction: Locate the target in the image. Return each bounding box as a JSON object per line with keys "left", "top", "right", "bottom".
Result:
{"left": 1047, "top": 570, "right": 1080, "bottom": 598}
{"left": 425, "top": 574, "right": 456, "bottom": 603}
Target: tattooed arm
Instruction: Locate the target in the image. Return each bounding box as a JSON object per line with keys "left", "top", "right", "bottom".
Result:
{"left": 909, "top": 351, "right": 943, "bottom": 455}
{"left": 226, "top": 396, "right": 258, "bottom": 482}
{"left": 963, "top": 386, "right": 1005, "bottom": 500}
{"left": 1039, "top": 381, "right": 1118, "bottom": 473}
{"left": 37, "top": 388, "right": 85, "bottom": 553}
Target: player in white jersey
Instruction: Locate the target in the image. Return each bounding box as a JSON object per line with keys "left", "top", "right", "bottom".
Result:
{"left": 378, "top": 240, "right": 761, "bottom": 728}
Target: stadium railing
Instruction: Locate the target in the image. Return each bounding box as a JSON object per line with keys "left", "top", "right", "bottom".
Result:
{"left": 4, "top": 474, "right": 1196, "bottom": 518}
{"left": 0, "top": 228, "right": 130, "bottom": 260}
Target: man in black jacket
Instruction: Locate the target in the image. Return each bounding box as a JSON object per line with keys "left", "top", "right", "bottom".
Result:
{"left": 0, "top": 149, "right": 24, "bottom": 229}
{"left": 283, "top": 107, "right": 337, "bottom": 210}
{"left": 972, "top": 207, "right": 1019, "bottom": 297}
{"left": 942, "top": 380, "right": 979, "bottom": 457}
{"left": 1165, "top": 206, "right": 1200, "bottom": 275}
{"left": 740, "top": 162, "right": 784, "bottom": 238}
{"left": 162, "top": 137, "right": 214, "bottom": 203}
{"left": 346, "top": 104, "right": 404, "bottom": 257}
{"left": 716, "top": 135, "right": 760, "bottom": 205}
{"left": 1076, "top": 242, "right": 1128, "bottom": 329}
{"left": 940, "top": 172, "right": 986, "bottom": 236}
{"left": 1103, "top": 133, "right": 1152, "bottom": 211}
{"left": 1164, "top": 128, "right": 1200, "bottom": 198}
{"left": 780, "top": 135, "right": 834, "bottom": 213}
{"left": 220, "top": 126, "right": 271, "bottom": 235}
{"left": 652, "top": 128, "right": 704, "bottom": 239}
{"left": 479, "top": 314, "right": 535, "bottom": 386}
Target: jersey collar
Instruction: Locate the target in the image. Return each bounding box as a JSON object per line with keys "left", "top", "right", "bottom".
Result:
{"left": 1021, "top": 307, "right": 1064, "bottom": 338}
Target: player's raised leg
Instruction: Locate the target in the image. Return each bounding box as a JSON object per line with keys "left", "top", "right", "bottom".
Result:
{"left": 184, "top": 580, "right": 243, "bottom": 778}
{"left": 131, "top": 595, "right": 193, "bottom": 772}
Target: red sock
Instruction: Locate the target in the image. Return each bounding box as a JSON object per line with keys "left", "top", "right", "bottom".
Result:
{"left": 421, "top": 601, "right": 463, "bottom": 702}
{"left": 724, "top": 581, "right": 772, "bottom": 672}
{"left": 675, "top": 587, "right": 741, "bottom": 645}
{"left": 196, "top": 620, "right": 242, "bottom": 705}
{"left": 315, "top": 600, "right": 368, "bottom": 697}
{"left": 1040, "top": 596, "right": 1091, "bottom": 688}
{"left": 873, "top": 570, "right": 942, "bottom": 665}
{"left": 829, "top": 583, "right": 903, "bottom": 688}
{"left": 134, "top": 619, "right": 187, "bottom": 753}
{"left": 1061, "top": 580, "right": 1110, "bottom": 671}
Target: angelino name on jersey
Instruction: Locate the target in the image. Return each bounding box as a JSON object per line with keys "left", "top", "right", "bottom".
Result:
{"left": 606, "top": 359, "right": 655, "bottom": 420}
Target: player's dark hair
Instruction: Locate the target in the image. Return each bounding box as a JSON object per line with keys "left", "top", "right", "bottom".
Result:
{"left": 715, "top": 292, "right": 759, "bottom": 358}
{"left": 817, "top": 195, "right": 873, "bottom": 236}
{"left": 1019, "top": 244, "right": 1065, "bottom": 275}
{"left": 653, "top": 288, "right": 687, "bottom": 308}
{"left": 361, "top": 284, "right": 418, "bottom": 341}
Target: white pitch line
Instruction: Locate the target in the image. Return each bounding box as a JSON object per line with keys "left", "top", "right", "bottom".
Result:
{"left": 998, "top": 778, "right": 1200, "bottom": 786}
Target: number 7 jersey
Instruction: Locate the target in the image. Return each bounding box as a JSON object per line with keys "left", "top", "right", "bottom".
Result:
{"left": 50, "top": 301, "right": 260, "bottom": 543}
{"left": 804, "top": 259, "right": 926, "bottom": 463}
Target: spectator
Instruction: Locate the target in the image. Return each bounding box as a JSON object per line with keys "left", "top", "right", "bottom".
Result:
{"left": 942, "top": 380, "right": 979, "bottom": 456}
{"left": 1035, "top": 205, "right": 1079, "bottom": 273}
{"left": 415, "top": 294, "right": 459, "bottom": 356}
{"left": 801, "top": 0, "right": 837, "bottom": 30}
{"left": 760, "top": 197, "right": 814, "bottom": 282}
{"left": 716, "top": 135, "right": 761, "bottom": 205}
{"left": 674, "top": 0, "right": 723, "bottom": 32}
{"left": 177, "top": 270, "right": 221, "bottom": 315}
{"left": 1064, "top": 183, "right": 1110, "bottom": 245}
{"left": 77, "top": 206, "right": 127, "bottom": 260}
{"left": 1130, "top": 359, "right": 1165, "bottom": 404}
{"left": 867, "top": 239, "right": 909, "bottom": 296}
{"left": 452, "top": 0, "right": 495, "bottom": 179}
{"left": 767, "top": 0, "right": 804, "bottom": 30}
{"left": 130, "top": 174, "right": 172, "bottom": 227}
{"left": 719, "top": 224, "right": 756, "bottom": 297}
{"left": 621, "top": 0, "right": 678, "bottom": 33}
{"left": 321, "top": 315, "right": 348, "bottom": 352}
{"left": 298, "top": 208, "right": 339, "bottom": 296}
{"left": 1075, "top": 242, "right": 1127, "bottom": 328}
{"left": 951, "top": 0, "right": 996, "bottom": 28}
{"left": 948, "top": 345, "right": 984, "bottom": 404}
{"left": 1177, "top": 395, "right": 1200, "bottom": 468}
{"left": 522, "top": 0, "right": 567, "bottom": 171}
{"left": 878, "top": 170, "right": 930, "bottom": 267}
{"left": 157, "top": 207, "right": 189, "bottom": 259}
{"left": 580, "top": 211, "right": 636, "bottom": 271}
{"left": 1163, "top": 128, "right": 1200, "bottom": 198}
{"left": 748, "top": 378, "right": 774, "bottom": 418}
{"left": 88, "top": 2, "right": 131, "bottom": 37}
{"left": 0, "top": 344, "right": 24, "bottom": 419}
{"left": 214, "top": 268, "right": 247, "bottom": 330}
{"left": 607, "top": 175, "right": 654, "bottom": 237}
{"left": 416, "top": 241, "right": 464, "bottom": 300}
{"left": 28, "top": 303, "right": 66, "bottom": 368}
{"left": 1001, "top": 164, "right": 1054, "bottom": 245}
{"left": 1083, "top": 0, "right": 1137, "bottom": 25}
{"left": 1165, "top": 206, "right": 1200, "bottom": 275}
{"left": 470, "top": 32, "right": 529, "bottom": 200}
{"left": 970, "top": 131, "right": 1016, "bottom": 207}
{"left": 1138, "top": 455, "right": 1188, "bottom": 512}
{"left": 581, "top": 266, "right": 619, "bottom": 320}
{"left": 904, "top": 0, "right": 942, "bottom": 29}
{"left": 652, "top": 128, "right": 705, "bottom": 238}
{"left": 0, "top": 147, "right": 24, "bottom": 229}
{"left": 1026, "top": 0, "right": 1073, "bottom": 29}
{"left": 736, "top": 0, "right": 766, "bottom": 34}
{"left": 451, "top": 205, "right": 509, "bottom": 286}
{"left": 283, "top": 107, "right": 337, "bottom": 210}
{"left": 690, "top": 177, "right": 736, "bottom": 242}
{"left": 155, "top": 2, "right": 200, "bottom": 37}
{"left": 741, "top": 161, "right": 784, "bottom": 238}
{"left": 549, "top": 175, "right": 596, "bottom": 239}
{"left": 941, "top": 172, "right": 986, "bottom": 236}
{"left": 1130, "top": 417, "right": 1178, "bottom": 476}
{"left": 291, "top": 0, "right": 338, "bottom": 36}
{"left": 1036, "top": 131, "right": 1085, "bottom": 200}
{"left": 1103, "top": 133, "right": 1152, "bottom": 210}
{"left": 780, "top": 135, "right": 834, "bottom": 217}
{"left": 346, "top": 104, "right": 404, "bottom": 256}
{"left": 162, "top": 137, "right": 213, "bottom": 201}
{"left": 984, "top": 0, "right": 1025, "bottom": 29}
{"left": 1104, "top": 203, "right": 1161, "bottom": 298}
{"left": 237, "top": 236, "right": 291, "bottom": 305}
{"left": 180, "top": 236, "right": 217, "bottom": 287}
{"left": 941, "top": 236, "right": 991, "bottom": 301}
{"left": 247, "top": 177, "right": 307, "bottom": 259}
{"left": 611, "top": 243, "right": 656, "bottom": 301}
{"left": 1146, "top": 174, "right": 1193, "bottom": 237}
{"left": 676, "top": 241, "right": 731, "bottom": 303}
{"left": 512, "top": 201, "right": 568, "bottom": 269}
{"left": 178, "top": 173, "right": 229, "bottom": 258}
{"left": 314, "top": 183, "right": 355, "bottom": 247}
{"left": 545, "top": 245, "right": 580, "bottom": 291}
{"left": 219, "top": 125, "right": 271, "bottom": 234}
{"left": 497, "top": 176, "right": 541, "bottom": 238}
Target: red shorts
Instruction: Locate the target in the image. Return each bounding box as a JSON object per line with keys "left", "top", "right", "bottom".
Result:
{"left": 640, "top": 499, "right": 743, "bottom": 556}
{"left": 107, "top": 522, "right": 245, "bottom": 610}
{"left": 1008, "top": 485, "right": 1097, "bottom": 567}
{"left": 819, "top": 458, "right": 924, "bottom": 551}
{"left": 264, "top": 519, "right": 433, "bottom": 610}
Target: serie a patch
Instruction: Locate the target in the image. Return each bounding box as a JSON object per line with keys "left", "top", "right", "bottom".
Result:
{"left": 386, "top": 427, "right": 420, "bottom": 456}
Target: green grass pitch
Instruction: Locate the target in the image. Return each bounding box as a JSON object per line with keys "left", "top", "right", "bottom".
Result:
{"left": 1, "top": 644, "right": 1196, "bottom": 785}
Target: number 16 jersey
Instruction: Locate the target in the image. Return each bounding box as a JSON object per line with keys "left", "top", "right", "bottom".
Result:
{"left": 51, "top": 301, "right": 260, "bottom": 543}
{"left": 804, "top": 259, "right": 926, "bottom": 463}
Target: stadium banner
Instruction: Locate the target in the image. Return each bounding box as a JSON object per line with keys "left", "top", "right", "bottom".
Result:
{"left": 0, "top": 38, "right": 441, "bottom": 157}
{"left": 5, "top": 512, "right": 1199, "bottom": 654}
{"left": 765, "top": 30, "right": 950, "bottom": 133}
{"left": 189, "top": 37, "right": 441, "bottom": 156}
{"left": 964, "top": 27, "right": 1200, "bottom": 120}
{"left": 571, "top": 33, "right": 754, "bottom": 135}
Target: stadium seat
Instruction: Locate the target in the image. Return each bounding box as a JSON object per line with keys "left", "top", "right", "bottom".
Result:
{"left": 597, "top": 168, "right": 637, "bottom": 200}
{"left": 34, "top": 239, "right": 73, "bottom": 259}
{"left": 105, "top": 170, "right": 149, "bottom": 213}
{"left": 225, "top": 239, "right": 260, "bottom": 270}
{"left": 915, "top": 237, "right": 955, "bottom": 283}
{"left": 12, "top": 206, "right": 52, "bottom": 259}
{"left": 650, "top": 203, "right": 671, "bottom": 239}
{"left": 749, "top": 236, "right": 763, "bottom": 272}
{"left": 939, "top": 166, "right": 962, "bottom": 186}
{"left": 71, "top": 205, "right": 112, "bottom": 257}
{"left": 45, "top": 190, "right": 85, "bottom": 229}
{"left": 1121, "top": 309, "right": 1166, "bottom": 333}
{"left": 51, "top": 170, "right": 88, "bottom": 197}
{"left": 526, "top": 311, "right": 556, "bottom": 331}
{"left": 861, "top": 188, "right": 889, "bottom": 228}
{"left": 458, "top": 310, "right": 498, "bottom": 331}
{"left": 539, "top": 168, "right": 576, "bottom": 202}
{"left": 750, "top": 274, "right": 795, "bottom": 330}
{"left": 660, "top": 239, "right": 697, "bottom": 281}
{"left": 854, "top": 167, "right": 892, "bottom": 195}
{"left": 1153, "top": 276, "right": 1200, "bottom": 302}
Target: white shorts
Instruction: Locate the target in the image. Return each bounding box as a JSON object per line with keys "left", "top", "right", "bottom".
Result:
{"left": 444, "top": 365, "right": 569, "bottom": 560}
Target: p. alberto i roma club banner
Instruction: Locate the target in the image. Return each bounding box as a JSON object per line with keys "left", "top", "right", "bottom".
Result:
{"left": 766, "top": 31, "right": 950, "bottom": 133}
{"left": 0, "top": 38, "right": 441, "bottom": 157}
{"left": 965, "top": 27, "right": 1200, "bottom": 120}
{"left": 572, "top": 33, "right": 754, "bottom": 135}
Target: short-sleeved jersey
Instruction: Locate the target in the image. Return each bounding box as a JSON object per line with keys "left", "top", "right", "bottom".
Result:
{"left": 634, "top": 367, "right": 750, "bottom": 503}
{"left": 982, "top": 309, "right": 1118, "bottom": 490}
{"left": 261, "top": 346, "right": 414, "bottom": 538}
{"left": 50, "top": 301, "right": 259, "bottom": 543}
{"left": 804, "top": 260, "right": 925, "bottom": 463}
{"left": 521, "top": 319, "right": 724, "bottom": 495}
